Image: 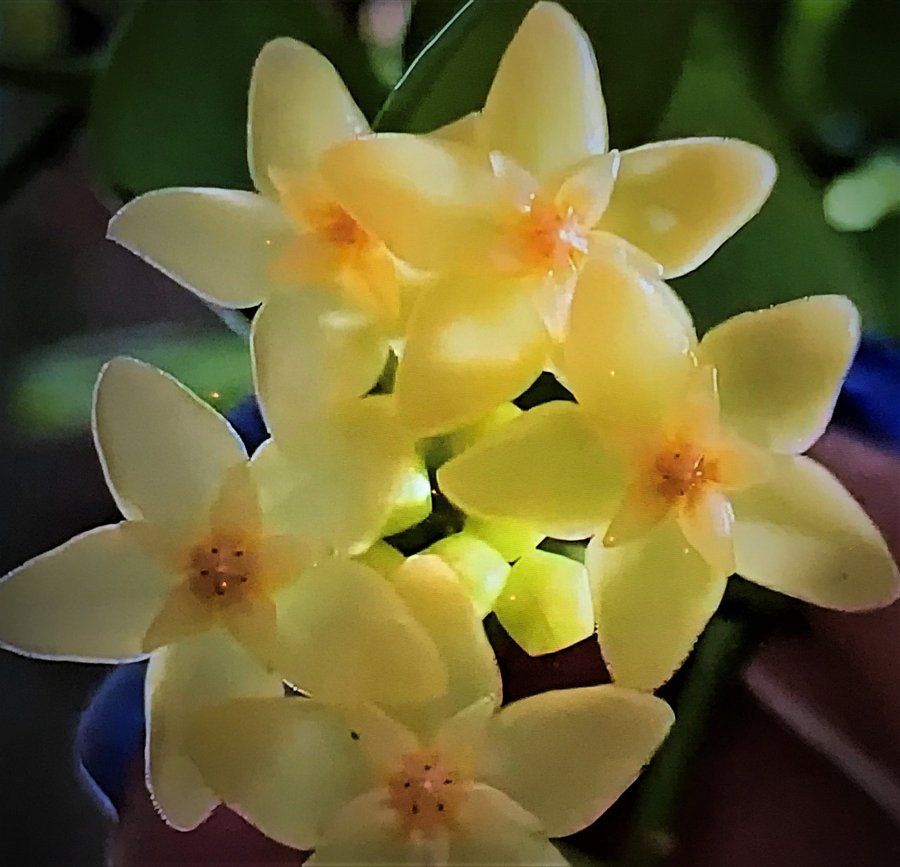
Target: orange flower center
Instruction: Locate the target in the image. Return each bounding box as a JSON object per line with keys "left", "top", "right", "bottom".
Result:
{"left": 386, "top": 751, "right": 464, "bottom": 838}
{"left": 313, "top": 202, "right": 375, "bottom": 253}
{"left": 506, "top": 200, "right": 589, "bottom": 275}
{"left": 654, "top": 445, "right": 720, "bottom": 503}
{"left": 188, "top": 533, "right": 258, "bottom": 602}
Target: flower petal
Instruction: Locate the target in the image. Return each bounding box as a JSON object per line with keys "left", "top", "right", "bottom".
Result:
{"left": 107, "top": 188, "right": 293, "bottom": 308}
{"left": 272, "top": 558, "right": 447, "bottom": 706}
{"left": 252, "top": 398, "right": 419, "bottom": 554}
{"left": 422, "top": 534, "right": 510, "bottom": 618}
{"left": 698, "top": 296, "right": 861, "bottom": 454}
{"left": 480, "top": 2, "right": 607, "bottom": 181}
{"left": 187, "top": 697, "right": 373, "bottom": 850}
{"left": 320, "top": 134, "right": 496, "bottom": 270}
{"left": 479, "top": 685, "right": 674, "bottom": 837}
{"left": 597, "top": 138, "right": 777, "bottom": 278}
{"left": 93, "top": 357, "right": 246, "bottom": 528}
{"left": 146, "top": 630, "right": 283, "bottom": 830}
{"left": 438, "top": 402, "right": 623, "bottom": 540}
{"left": 494, "top": 550, "right": 594, "bottom": 656}
{"left": 248, "top": 38, "right": 369, "bottom": 198}
{"left": 449, "top": 783, "right": 567, "bottom": 866}
{"left": 251, "top": 288, "right": 389, "bottom": 445}
{"left": 562, "top": 256, "right": 696, "bottom": 428}
{"left": 385, "top": 555, "right": 501, "bottom": 737}
{"left": 555, "top": 152, "right": 620, "bottom": 228}
{"left": 678, "top": 489, "right": 736, "bottom": 576}
{"left": 141, "top": 581, "right": 216, "bottom": 653}
{"left": 588, "top": 523, "right": 727, "bottom": 691}
{"left": 731, "top": 454, "right": 899, "bottom": 610}
{"left": 308, "top": 788, "right": 433, "bottom": 866}
{"left": 0, "top": 523, "right": 174, "bottom": 662}
{"left": 395, "top": 279, "right": 550, "bottom": 436}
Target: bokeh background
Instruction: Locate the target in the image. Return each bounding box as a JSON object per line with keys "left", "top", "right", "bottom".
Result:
{"left": 0, "top": 0, "right": 897, "bottom": 865}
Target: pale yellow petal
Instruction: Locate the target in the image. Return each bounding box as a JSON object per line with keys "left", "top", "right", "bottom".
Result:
{"left": 0, "top": 523, "right": 174, "bottom": 662}
{"left": 395, "top": 279, "right": 550, "bottom": 436}
{"left": 253, "top": 398, "right": 419, "bottom": 555}
{"left": 602, "top": 476, "right": 672, "bottom": 549}
{"left": 187, "top": 697, "right": 374, "bottom": 850}
{"left": 107, "top": 188, "right": 293, "bottom": 308}
{"left": 248, "top": 38, "right": 369, "bottom": 197}
{"left": 429, "top": 111, "right": 481, "bottom": 146}
{"left": 480, "top": 2, "right": 607, "bottom": 180}
{"left": 308, "top": 788, "right": 430, "bottom": 866}
{"left": 141, "top": 581, "right": 216, "bottom": 653}
{"left": 354, "top": 541, "right": 405, "bottom": 577}
{"left": 385, "top": 555, "right": 501, "bottom": 737}
{"left": 449, "top": 783, "right": 566, "bottom": 866}
{"left": 597, "top": 138, "right": 777, "bottom": 278}
{"left": 146, "top": 630, "right": 283, "bottom": 829}
{"left": 223, "top": 594, "right": 279, "bottom": 673}
{"left": 494, "top": 550, "right": 594, "bottom": 656}
{"left": 422, "top": 535, "right": 511, "bottom": 617}
{"left": 698, "top": 296, "right": 860, "bottom": 454}
{"left": 562, "top": 256, "right": 696, "bottom": 428}
{"left": 272, "top": 558, "right": 447, "bottom": 705}
{"left": 731, "top": 454, "right": 899, "bottom": 610}
{"left": 251, "top": 288, "right": 389, "bottom": 444}
{"left": 464, "top": 516, "right": 544, "bottom": 563}
{"left": 480, "top": 685, "right": 674, "bottom": 837}
{"left": 555, "top": 152, "right": 620, "bottom": 228}
{"left": 380, "top": 459, "right": 433, "bottom": 537}
{"left": 678, "top": 489, "right": 736, "bottom": 575}
{"left": 320, "top": 134, "right": 497, "bottom": 269}
{"left": 438, "top": 401, "right": 623, "bottom": 540}
{"left": 588, "top": 523, "right": 727, "bottom": 691}
{"left": 93, "top": 358, "right": 246, "bottom": 528}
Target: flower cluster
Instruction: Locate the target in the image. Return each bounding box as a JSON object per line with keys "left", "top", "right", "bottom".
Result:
{"left": 0, "top": 3, "right": 896, "bottom": 864}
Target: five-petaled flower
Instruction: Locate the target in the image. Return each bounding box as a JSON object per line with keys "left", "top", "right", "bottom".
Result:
{"left": 320, "top": 1, "right": 777, "bottom": 435}
{"left": 439, "top": 257, "right": 900, "bottom": 690}
{"left": 186, "top": 557, "right": 674, "bottom": 866}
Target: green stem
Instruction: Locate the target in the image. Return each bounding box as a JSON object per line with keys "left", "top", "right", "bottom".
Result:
{"left": 619, "top": 615, "right": 761, "bottom": 866}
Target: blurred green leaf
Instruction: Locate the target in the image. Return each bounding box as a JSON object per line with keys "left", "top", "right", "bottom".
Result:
{"left": 824, "top": 152, "right": 900, "bottom": 232}
{"left": 12, "top": 327, "right": 252, "bottom": 434}
{"left": 658, "top": 12, "right": 898, "bottom": 338}
{"left": 379, "top": 0, "right": 698, "bottom": 147}
{"left": 0, "top": 0, "right": 66, "bottom": 62}
{"left": 90, "top": 0, "right": 386, "bottom": 196}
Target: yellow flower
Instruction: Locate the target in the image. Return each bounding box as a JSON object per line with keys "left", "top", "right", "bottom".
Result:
{"left": 0, "top": 358, "right": 446, "bottom": 828}
{"left": 439, "top": 258, "right": 900, "bottom": 690}
{"left": 187, "top": 556, "right": 674, "bottom": 864}
{"left": 107, "top": 38, "right": 405, "bottom": 329}
{"left": 321, "top": 1, "right": 776, "bottom": 434}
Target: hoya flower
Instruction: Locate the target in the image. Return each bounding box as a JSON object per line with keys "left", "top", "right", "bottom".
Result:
{"left": 321, "top": 1, "right": 776, "bottom": 434}
{"left": 439, "top": 258, "right": 900, "bottom": 689}
{"left": 187, "top": 556, "right": 674, "bottom": 864}
{"left": 0, "top": 358, "right": 445, "bottom": 828}
{"left": 107, "top": 38, "right": 405, "bottom": 331}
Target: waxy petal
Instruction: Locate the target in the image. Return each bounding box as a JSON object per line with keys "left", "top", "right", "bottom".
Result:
{"left": 248, "top": 38, "right": 369, "bottom": 198}
{"left": 480, "top": 685, "right": 674, "bottom": 838}
{"left": 308, "top": 788, "right": 439, "bottom": 866}
{"left": 731, "top": 455, "right": 899, "bottom": 610}
{"left": 320, "top": 135, "right": 496, "bottom": 270}
{"left": 423, "top": 535, "right": 510, "bottom": 618}
{"left": 439, "top": 402, "right": 623, "bottom": 540}
{"left": 563, "top": 256, "right": 696, "bottom": 429}
{"left": 94, "top": 358, "right": 246, "bottom": 529}
{"left": 698, "top": 296, "right": 860, "bottom": 454}
{"left": 107, "top": 188, "right": 293, "bottom": 308}
{"left": 678, "top": 489, "right": 736, "bottom": 576}
{"left": 386, "top": 555, "right": 501, "bottom": 737}
{"left": 448, "top": 784, "right": 567, "bottom": 866}
{"left": 480, "top": 2, "right": 607, "bottom": 181}
{"left": 588, "top": 523, "right": 727, "bottom": 691}
{"left": 272, "top": 559, "right": 448, "bottom": 706}
{"left": 251, "top": 288, "right": 389, "bottom": 445}
{"left": 188, "top": 697, "right": 373, "bottom": 850}
{"left": 395, "top": 279, "right": 550, "bottom": 436}
{"left": 252, "top": 397, "right": 418, "bottom": 555}
{"left": 0, "top": 523, "right": 173, "bottom": 662}
{"left": 494, "top": 550, "right": 594, "bottom": 656}
{"left": 555, "top": 152, "right": 620, "bottom": 228}
{"left": 597, "top": 138, "right": 777, "bottom": 278}
{"left": 146, "top": 630, "right": 283, "bottom": 830}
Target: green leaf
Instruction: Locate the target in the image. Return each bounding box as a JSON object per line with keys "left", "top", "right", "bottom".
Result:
{"left": 659, "top": 12, "right": 898, "bottom": 338}
{"left": 380, "top": 0, "right": 698, "bottom": 147}
{"left": 90, "top": 0, "right": 386, "bottom": 195}
{"left": 12, "top": 327, "right": 252, "bottom": 434}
